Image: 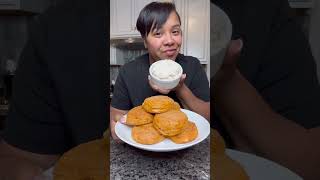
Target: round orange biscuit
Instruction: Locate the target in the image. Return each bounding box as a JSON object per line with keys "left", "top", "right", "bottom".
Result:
{"left": 132, "top": 123, "right": 165, "bottom": 145}
{"left": 171, "top": 101, "right": 181, "bottom": 111}
{"left": 126, "top": 106, "right": 153, "bottom": 126}
{"left": 153, "top": 110, "right": 188, "bottom": 136}
{"left": 142, "top": 95, "right": 174, "bottom": 113}
{"left": 169, "top": 121, "right": 198, "bottom": 144}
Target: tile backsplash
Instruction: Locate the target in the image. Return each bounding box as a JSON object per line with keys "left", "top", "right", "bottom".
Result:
{"left": 110, "top": 43, "right": 147, "bottom": 83}
{"left": 110, "top": 43, "right": 147, "bottom": 65}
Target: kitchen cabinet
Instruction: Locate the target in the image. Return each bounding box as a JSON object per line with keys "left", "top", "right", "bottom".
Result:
{"left": 111, "top": 0, "right": 161, "bottom": 38}
{"left": 110, "top": 0, "right": 140, "bottom": 38}
{"left": 0, "top": 0, "right": 50, "bottom": 14}
{"left": 182, "top": 0, "right": 210, "bottom": 64}
{"left": 111, "top": 0, "right": 178, "bottom": 38}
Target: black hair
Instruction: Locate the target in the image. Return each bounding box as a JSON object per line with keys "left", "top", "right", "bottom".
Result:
{"left": 136, "top": 2, "right": 181, "bottom": 39}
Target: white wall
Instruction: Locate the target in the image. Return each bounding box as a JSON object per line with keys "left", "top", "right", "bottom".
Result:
{"left": 309, "top": 0, "right": 320, "bottom": 82}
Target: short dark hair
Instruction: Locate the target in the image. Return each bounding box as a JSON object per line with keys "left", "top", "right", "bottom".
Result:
{"left": 136, "top": 2, "right": 181, "bottom": 39}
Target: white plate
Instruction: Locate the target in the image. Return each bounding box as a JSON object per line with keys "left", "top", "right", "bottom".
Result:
{"left": 115, "top": 109, "right": 210, "bottom": 152}
{"left": 226, "top": 149, "right": 303, "bottom": 180}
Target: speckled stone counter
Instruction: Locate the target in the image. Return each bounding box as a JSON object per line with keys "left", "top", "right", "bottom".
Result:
{"left": 110, "top": 138, "right": 210, "bottom": 180}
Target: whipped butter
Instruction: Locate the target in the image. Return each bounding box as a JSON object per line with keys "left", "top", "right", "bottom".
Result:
{"left": 151, "top": 60, "right": 182, "bottom": 80}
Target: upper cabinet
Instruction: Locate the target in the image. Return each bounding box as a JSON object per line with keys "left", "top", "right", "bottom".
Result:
{"left": 111, "top": 0, "right": 153, "bottom": 38}
{"left": 181, "top": 0, "right": 209, "bottom": 64}
{"left": 110, "top": 0, "right": 210, "bottom": 64}
{"left": 111, "top": 0, "right": 177, "bottom": 38}
{"left": 0, "top": 0, "right": 50, "bottom": 14}
{"left": 111, "top": 0, "right": 139, "bottom": 38}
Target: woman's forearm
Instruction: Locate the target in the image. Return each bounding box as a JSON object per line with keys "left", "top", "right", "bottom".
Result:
{"left": 176, "top": 84, "right": 210, "bottom": 120}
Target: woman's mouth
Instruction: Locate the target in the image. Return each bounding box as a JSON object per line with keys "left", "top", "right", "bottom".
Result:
{"left": 164, "top": 49, "right": 177, "bottom": 57}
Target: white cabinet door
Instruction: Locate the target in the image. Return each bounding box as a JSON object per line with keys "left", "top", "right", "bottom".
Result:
{"left": 183, "top": 0, "right": 210, "bottom": 64}
{"left": 111, "top": 0, "right": 140, "bottom": 38}
{"left": 133, "top": 0, "right": 153, "bottom": 31}
{"left": 111, "top": 0, "right": 182, "bottom": 39}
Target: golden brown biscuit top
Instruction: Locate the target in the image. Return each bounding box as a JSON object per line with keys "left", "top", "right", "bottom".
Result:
{"left": 126, "top": 106, "right": 153, "bottom": 126}
{"left": 142, "top": 95, "right": 174, "bottom": 113}
{"left": 132, "top": 123, "right": 165, "bottom": 145}
{"left": 171, "top": 101, "right": 181, "bottom": 111}
{"left": 169, "top": 121, "right": 198, "bottom": 144}
{"left": 154, "top": 110, "right": 188, "bottom": 131}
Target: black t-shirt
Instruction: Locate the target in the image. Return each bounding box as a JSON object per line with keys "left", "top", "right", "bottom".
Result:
{"left": 111, "top": 54, "right": 210, "bottom": 110}
{"left": 212, "top": 0, "right": 320, "bottom": 146}
{"left": 2, "top": 0, "right": 108, "bottom": 154}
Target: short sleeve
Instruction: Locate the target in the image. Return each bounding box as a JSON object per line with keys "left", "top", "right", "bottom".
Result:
{"left": 110, "top": 67, "right": 132, "bottom": 110}
{"left": 2, "top": 18, "right": 69, "bottom": 154}
{"left": 188, "top": 59, "right": 210, "bottom": 102}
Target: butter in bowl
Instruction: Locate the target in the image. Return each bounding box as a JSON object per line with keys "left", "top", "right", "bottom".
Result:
{"left": 149, "top": 59, "right": 183, "bottom": 89}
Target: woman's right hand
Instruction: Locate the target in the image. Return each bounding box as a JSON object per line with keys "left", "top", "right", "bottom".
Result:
{"left": 110, "top": 106, "right": 128, "bottom": 142}
{"left": 110, "top": 119, "right": 120, "bottom": 141}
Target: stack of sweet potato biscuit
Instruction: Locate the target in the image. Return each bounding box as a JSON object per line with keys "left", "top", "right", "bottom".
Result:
{"left": 123, "top": 95, "right": 198, "bottom": 145}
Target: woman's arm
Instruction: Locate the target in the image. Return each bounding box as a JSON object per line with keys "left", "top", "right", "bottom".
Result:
{"left": 175, "top": 84, "right": 210, "bottom": 120}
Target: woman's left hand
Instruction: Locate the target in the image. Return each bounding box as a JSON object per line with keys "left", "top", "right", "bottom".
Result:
{"left": 148, "top": 74, "right": 187, "bottom": 94}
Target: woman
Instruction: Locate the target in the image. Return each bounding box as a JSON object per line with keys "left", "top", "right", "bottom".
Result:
{"left": 110, "top": 2, "right": 210, "bottom": 140}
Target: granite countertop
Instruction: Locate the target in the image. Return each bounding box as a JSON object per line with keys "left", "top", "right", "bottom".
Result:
{"left": 110, "top": 138, "right": 210, "bottom": 180}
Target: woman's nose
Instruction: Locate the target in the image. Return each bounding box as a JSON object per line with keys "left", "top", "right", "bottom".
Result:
{"left": 163, "top": 33, "right": 174, "bottom": 46}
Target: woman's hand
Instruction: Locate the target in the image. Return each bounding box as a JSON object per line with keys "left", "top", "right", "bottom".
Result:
{"left": 148, "top": 74, "right": 187, "bottom": 94}
{"left": 110, "top": 107, "right": 127, "bottom": 143}
{"left": 110, "top": 119, "right": 120, "bottom": 141}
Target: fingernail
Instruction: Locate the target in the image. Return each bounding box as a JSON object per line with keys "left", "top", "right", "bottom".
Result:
{"left": 119, "top": 116, "right": 126, "bottom": 124}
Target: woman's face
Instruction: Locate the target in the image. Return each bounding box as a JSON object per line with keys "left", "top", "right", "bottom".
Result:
{"left": 144, "top": 11, "right": 182, "bottom": 63}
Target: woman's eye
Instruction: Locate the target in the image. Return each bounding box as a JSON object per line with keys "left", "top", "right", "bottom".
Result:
{"left": 154, "top": 32, "right": 162, "bottom": 37}
{"left": 173, "top": 30, "right": 181, "bottom": 35}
